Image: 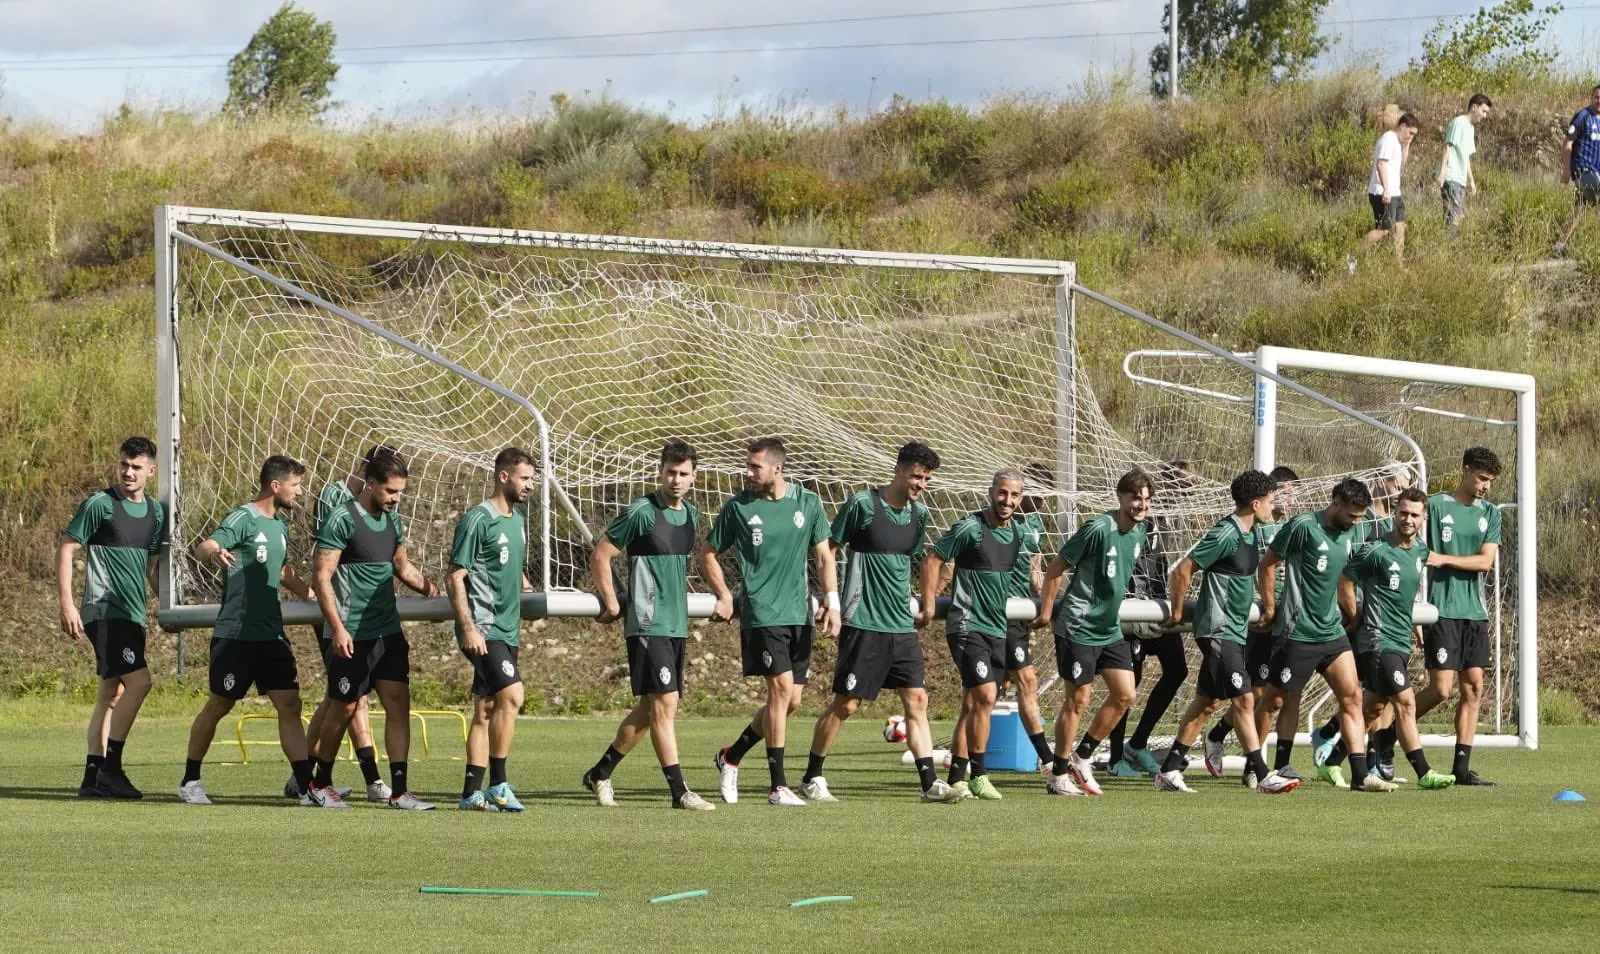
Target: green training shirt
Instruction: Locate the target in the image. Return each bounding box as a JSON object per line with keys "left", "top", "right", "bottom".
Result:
{"left": 209, "top": 502, "right": 290, "bottom": 642}
{"left": 64, "top": 487, "right": 165, "bottom": 626}
{"left": 707, "top": 483, "right": 828, "bottom": 629}
{"left": 1008, "top": 511, "right": 1047, "bottom": 599}
{"left": 830, "top": 488, "right": 927, "bottom": 634}
{"left": 1054, "top": 511, "right": 1147, "bottom": 648}
{"left": 1345, "top": 536, "right": 1429, "bottom": 655}
{"left": 1187, "top": 514, "right": 1261, "bottom": 645}
{"left": 449, "top": 501, "right": 526, "bottom": 646}
{"left": 605, "top": 493, "right": 700, "bottom": 638}
{"left": 314, "top": 479, "right": 357, "bottom": 533}
{"left": 1427, "top": 492, "right": 1501, "bottom": 622}
{"left": 314, "top": 499, "right": 405, "bottom": 640}
{"left": 1256, "top": 519, "right": 1284, "bottom": 601}
{"left": 1269, "top": 512, "right": 1359, "bottom": 644}
{"left": 933, "top": 511, "right": 1019, "bottom": 639}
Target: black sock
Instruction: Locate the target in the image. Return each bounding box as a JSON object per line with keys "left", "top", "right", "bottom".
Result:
{"left": 725, "top": 723, "right": 762, "bottom": 765}
{"left": 1107, "top": 711, "right": 1129, "bottom": 764}
{"left": 488, "top": 756, "right": 508, "bottom": 787}
{"left": 104, "top": 738, "right": 126, "bottom": 772}
{"left": 390, "top": 761, "right": 408, "bottom": 797}
{"left": 1405, "top": 748, "right": 1431, "bottom": 776}
{"left": 291, "top": 759, "right": 312, "bottom": 794}
{"left": 1327, "top": 739, "right": 1348, "bottom": 767}
{"left": 1274, "top": 739, "right": 1294, "bottom": 770}
{"left": 1074, "top": 733, "right": 1100, "bottom": 761}
{"left": 1376, "top": 727, "right": 1398, "bottom": 763}
{"left": 1207, "top": 717, "right": 1232, "bottom": 744}
{"left": 1365, "top": 738, "right": 1378, "bottom": 770}
{"left": 1027, "top": 731, "right": 1052, "bottom": 763}
{"left": 1348, "top": 752, "right": 1369, "bottom": 781}
{"left": 182, "top": 758, "right": 202, "bottom": 784}
{"left": 83, "top": 754, "right": 103, "bottom": 787}
{"left": 1452, "top": 744, "right": 1472, "bottom": 778}
{"left": 313, "top": 758, "right": 335, "bottom": 787}
{"left": 1318, "top": 714, "right": 1340, "bottom": 737}
{"left": 589, "top": 745, "right": 625, "bottom": 782}
{"left": 663, "top": 763, "right": 688, "bottom": 801}
{"left": 1161, "top": 742, "right": 1190, "bottom": 773}
{"left": 462, "top": 764, "right": 486, "bottom": 800}
{"left": 766, "top": 746, "right": 787, "bottom": 790}
{"left": 1052, "top": 754, "right": 1072, "bottom": 776}
{"left": 915, "top": 756, "right": 937, "bottom": 792}
{"left": 947, "top": 756, "right": 969, "bottom": 785}
{"left": 970, "top": 751, "right": 987, "bottom": 778}
{"left": 803, "top": 752, "right": 827, "bottom": 784}
{"left": 355, "top": 746, "right": 382, "bottom": 785}
{"left": 1245, "top": 748, "right": 1270, "bottom": 780}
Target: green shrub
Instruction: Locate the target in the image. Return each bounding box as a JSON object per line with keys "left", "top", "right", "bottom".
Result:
{"left": 1539, "top": 689, "right": 1595, "bottom": 726}
{"left": 715, "top": 157, "right": 860, "bottom": 224}
{"left": 1009, "top": 163, "right": 1109, "bottom": 235}
{"left": 566, "top": 175, "right": 643, "bottom": 233}
{"left": 867, "top": 97, "right": 989, "bottom": 188}
{"left": 1281, "top": 116, "right": 1371, "bottom": 198}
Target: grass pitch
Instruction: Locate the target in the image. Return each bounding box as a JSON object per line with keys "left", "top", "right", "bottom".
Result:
{"left": 0, "top": 710, "right": 1595, "bottom": 953}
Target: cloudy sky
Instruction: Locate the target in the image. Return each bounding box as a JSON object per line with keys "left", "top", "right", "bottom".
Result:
{"left": 2, "top": 0, "right": 1598, "bottom": 128}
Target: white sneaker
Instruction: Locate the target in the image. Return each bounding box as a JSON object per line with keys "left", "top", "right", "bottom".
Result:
{"left": 307, "top": 784, "right": 350, "bottom": 809}
{"left": 367, "top": 780, "right": 393, "bottom": 802}
{"left": 921, "top": 779, "right": 954, "bottom": 802}
{"left": 1243, "top": 769, "right": 1259, "bottom": 790}
{"left": 588, "top": 776, "right": 618, "bottom": 808}
{"left": 673, "top": 790, "right": 715, "bottom": 811}
{"left": 1046, "top": 772, "right": 1084, "bottom": 797}
{"left": 767, "top": 785, "right": 806, "bottom": 807}
{"left": 1068, "top": 753, "right": 1102, "bottom": 796}
{"left": 1256, "top": 770, "right": 1300, "bottom": 794}
{"left": 1357, "top": 773, "right": 1399, "bottom": 793}
{"left": 1037, "top": 758, "right": 1052, "bottom": 779}
{"left": 388, "top": 792, "right": 436, "bottom": 810}
{"left": 801, "top": 776, "right": 838, "bottom": 803}
{"left": 1204, "top": 738, "right": 1225, "bottom": 778}
{"left": 1154, "top": 769, "right": 1196, "bottom": 793}
{"left": 178, "top": 780, "right": 212, "bottom": 805}
{"left": 714, "top": 748, "right": 739, "bottom": 804}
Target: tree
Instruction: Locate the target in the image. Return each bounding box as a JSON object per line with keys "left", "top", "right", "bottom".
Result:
{"left": 223, "top": 2, "right": 339, "bottom": 120}
{"left": 1410, "top": 0, "right": 1562, "bottom": 92}
{"left": 1149, "top": 0, "right": 1331, "bottom": 98}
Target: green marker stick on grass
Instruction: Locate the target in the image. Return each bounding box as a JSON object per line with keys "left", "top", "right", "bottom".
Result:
{"left": 649, "top": 889, "right": 709, "bottom": 904}
{"left": 419, "top": 886, "right": 599, "bottom": 898}
{"left": 789, "top": 895, "right": 853, "bottom": 908}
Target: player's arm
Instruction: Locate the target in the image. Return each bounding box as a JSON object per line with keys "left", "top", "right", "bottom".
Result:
{"left": 1029, "top": 552, "right": 1044, "bottom": 596}
{"left": 1166, "top": 556, "right": 1196, "bottom": 626}
{"left": 446, "top": 564, "right": 486, "bottom": 656}
{"left": 56, "top": 537, "right": 84, "bottom": 640}
{"left": 916, "top": 552, "right": 946, "bottom": 629}
{"left": 279, "top": 564, "right": 313, "bottom": 601}
{"left": 1255, "top": 548, "right": 1283, "bottom": 628}
{"left": 1337, "top": 574, "right": 1358, "bottom": 626}
{"left": 813, "top": 539, "right": 841, "bottom": 637}
{"left": 312, "top": 546, "right": 353, "bottom": 658}
{"left": 393, "top": 544, "right": 439, "bottom": 597}
{"left": 698, "top": 542, "right": 735, "bottom": 622}
{"left": 1427, "top": 542, "right": 1498, "bottom": 573}
{"left": 1563, "top": 130, "right": 1576, "bottom": 184}
{"left": 590, "top": 537, "right": 624, "bottom": 623}
{"left": 1031, "top": 554, "right": 1071, "bottom": 628}
{"left": 194, "top": 537, "right": 234, "bottom": 569}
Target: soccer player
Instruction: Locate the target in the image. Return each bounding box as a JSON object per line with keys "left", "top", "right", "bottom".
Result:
{"left": 1154, "top": 470, "right": 1297, "bottom": 794}
{"left": 706, "top": 438, "right": 838, "bottom": 807}
{"left": 583, "top": 441, "right": 715, "bottom": 811}
{"left": 1256, "top": 478, "right": 1397, "bottom": 792}
{"left": 296, "top": 443, "right": 396, "bottom": 802}
{"left": 58, "top": 436, "right": 166, "bottom": 799}
{"left": 308, "top": 449, "right": 441, "bottom": 810}
{"left": 1034, "top": 468, "right": 1152, "bottom": 798}
{"left": 450, "top": 447, "right": 536, "bottom": 812}
{"left": 1327, "top": 487, "right": 1456, "bottom": 790}
{"left": 1556, "top": 85, "right": 1600, "bottom": 256}
{"left": 179, "top": 455, "right": 317, "bottom": 806}
{"left": 801, "top": 442, "right": 950, "bottom": 803}
{"left": 921, "top": 469, "right": 1028, "bottom": 801}
{"left": 1413, "top": 446, "right": 1504, "bottom": 786}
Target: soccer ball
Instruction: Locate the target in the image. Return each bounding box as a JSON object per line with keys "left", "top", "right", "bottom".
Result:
{"left": 882, "top": 715, "right": 907, "bottom": 744}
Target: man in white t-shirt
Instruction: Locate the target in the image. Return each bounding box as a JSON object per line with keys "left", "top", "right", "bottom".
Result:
{"left": 1365, "top": 113, "right": 1420, "bottom": 263}
{"left": 1437, "top": 95, "right": 1491, "bottom": 236}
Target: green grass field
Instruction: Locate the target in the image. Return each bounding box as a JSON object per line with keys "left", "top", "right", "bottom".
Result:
{"left": 1, "top": 711, "right": 1596, "bottom": 953}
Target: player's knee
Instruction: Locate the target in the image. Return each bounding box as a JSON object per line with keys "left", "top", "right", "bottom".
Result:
{"left": 121, "top": 668, "right": 152, "bottom": 694}
{"left": 501, "top": 684, "right": 525, "bottom": 711}
{"left": 971, "top": 684, "right": 998, "bottom": 707}
{"left": 651, "top": 691, "right": 678, "bottom": 720}
{"left": 901, "top": 688, "right": 928, "bottom": 717}
{"left": 833, "top": 695, "right": 861, "bottom": 719}
{"left": 1109, "top": 685, "right": 1137, "bottom": 709}
{"left": 1014, "top": 667, "right": 1038, "bottom": 694}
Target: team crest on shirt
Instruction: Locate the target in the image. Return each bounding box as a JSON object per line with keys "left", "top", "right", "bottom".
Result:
{"left": 497, "top": 533, "right": 510, "bottom": 566}
{"left": 500, "top": 659, "right": 515, "bottom": 677}
{"left": 1435, "top": 647, "right": 1448, "bottom": 665}
{"left": 1230, "top": 672, "right": 1243, "bottom": 689}
{"left": 121, "top": 647, "right": 136, "bottom": 665}
{"left": 846, "top": 673, "right": 857, "bottom": 691}
{"left": 1393, "top": 670, "right": 1405, "bottom": 686}
{"left": 793, "top": 511, "right": 805, "bottom": 529}
{"left": 975, "top": 660, "right": 989, "bottom": 679}
{"left": 223, "top": 673, "right": 236, "bottom": 691}
{"left": 338, "top": 677, "right": 351, "bottom": 695}
{"left": 254, "top": 531, "right": 269, "bottom": 563}
{"left": 658, "top": 666, "right": 672, "bottom": 686}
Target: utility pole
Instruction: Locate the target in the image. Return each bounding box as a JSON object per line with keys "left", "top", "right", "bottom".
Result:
{"left": 1169, "top": 0, "right": 1179, "bottom": 103}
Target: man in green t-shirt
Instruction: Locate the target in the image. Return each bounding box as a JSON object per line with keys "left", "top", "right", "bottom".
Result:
{"left": 58, "top": 436, "right": 166, "bottom": 799}
{"left": 583, "top": 441, "right": 714, "bottom": 812}
{"left": 800, "top": 442, "right": 950, "bottom": 803}
{"left": 179, "top": 456, "right": 317, "bottom": 806}
{"left": 1415, "top": 446, "right": 1504, "bottom": 786}
{"left": 705, "top": 438, "right": 838, "bottom": 808}
{"left": 1436, "top": 93, "right": 1492, "bottom": 235}
{"left": 1033, "top": 469, "right": 1151, "bottom": 798}
{"left": 308, "top": 450, "right": 441, "bottom": 810}
{"left": 1256, "top": 478, "right": 1397, "bottom": 792}
{"left": 450, "top": 447, "right": 535, "bottom": 812}
{"left": 920, "top": 469, "right": 1027, "bottom": 801}
{"left": 1156, "top": 470, "right": 1298, "bottom": 794}
{"left": 1325, "top": 488, "right": 1456, "bottom": 791}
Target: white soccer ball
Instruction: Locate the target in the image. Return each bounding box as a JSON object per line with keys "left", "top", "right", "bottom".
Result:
{"left": 882, "top": 714, "right": 907, "bottom": 744}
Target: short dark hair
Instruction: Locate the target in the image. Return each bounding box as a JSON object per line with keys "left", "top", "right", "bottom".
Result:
{"left": 1269, "top": 465, "right": 1299, "bottom": 483}
{"left": 363, "top": 449, "right": 408, "bottom": 483}
{"left": 1230, "top": 470, "right": 1276, "bottom": 509}
{"left": 1331, "top": 477, "right": 1372, "bottom": 508}
{"left": 660, "top": 440, "right": 697, "bottom": 469}
{"left": 1396, "top": 486, "right": 1429, "bottom": 507}
{"left": 494, "top": 446, "right": 534, "bottom": 474}
{"left": 895, "top": 441, "right": 940, "bottom": 472}
{"left": 1468, "top": 93, "right": 1492, "bottom": 109}
{"left": 259, "top": 455, "right": 306, "bottom": 488}
{"left": 1462, "top": 446, "right": 1502, "bottom": 476}
{"left": 363, "top": 443, "right": 399, "bottom": 467}
{"left": 119, "top": 436, "right": 157, "bottom": 462}
{"left": 1116, "top": 468, "right": 1154, "bottom": 497}
{"left": 1397, "top": 112, "right": 1420, "bottom": 129}
{"left": 748, "top": 437, "right": 787, "bottom": 464}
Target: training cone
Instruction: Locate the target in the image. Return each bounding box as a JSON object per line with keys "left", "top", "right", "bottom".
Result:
{"left": 1554, "top": 789, "right": 1586, "bottom": 803}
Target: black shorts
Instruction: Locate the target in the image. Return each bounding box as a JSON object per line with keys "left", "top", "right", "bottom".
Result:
{"left": 1359, "top": 650, "right": 1412, "bottom": 697}
{"left": 1056, "top": 637, "right": 1136, "bottom": 687}
{"left": 1247, "top": 628, "right": 1281, "bottom": 687}
{"left": 1195, "top": 638, "right": 1251, "bottom": 700}
{"left": 1422, "top": 618, "right": 1489, "bottom": 672}
{"left": 466, "top": 640, "right": 522, "bottom": 697}
{"left": 833, "top": 627, "right": 924, "bottom": 700}
{"left": 325, "top": 633, "right": 409, "bottom": 701}
{"left": 628, "top": 635, "right": 685, "bottom": 696}
{"left": 946, "top": 631, "right": 1006, "bottom": 688}
{"left": 1369, "top": 193, "right": 1405, "bottom": 229}
{"left": 88, "top": 618, "right": 147, "bottom": 678}
{"left": 209, "top": 637, "right": 299, "bottom": 700}
{"left": 1004, "top": 619, "right": 1034, "bottom": 671}
{"left": 1267, "top": 637, "right": 1352, "bottom": 693}
{"left": 740, "top": 624, "right": 814, "bottom": 683}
